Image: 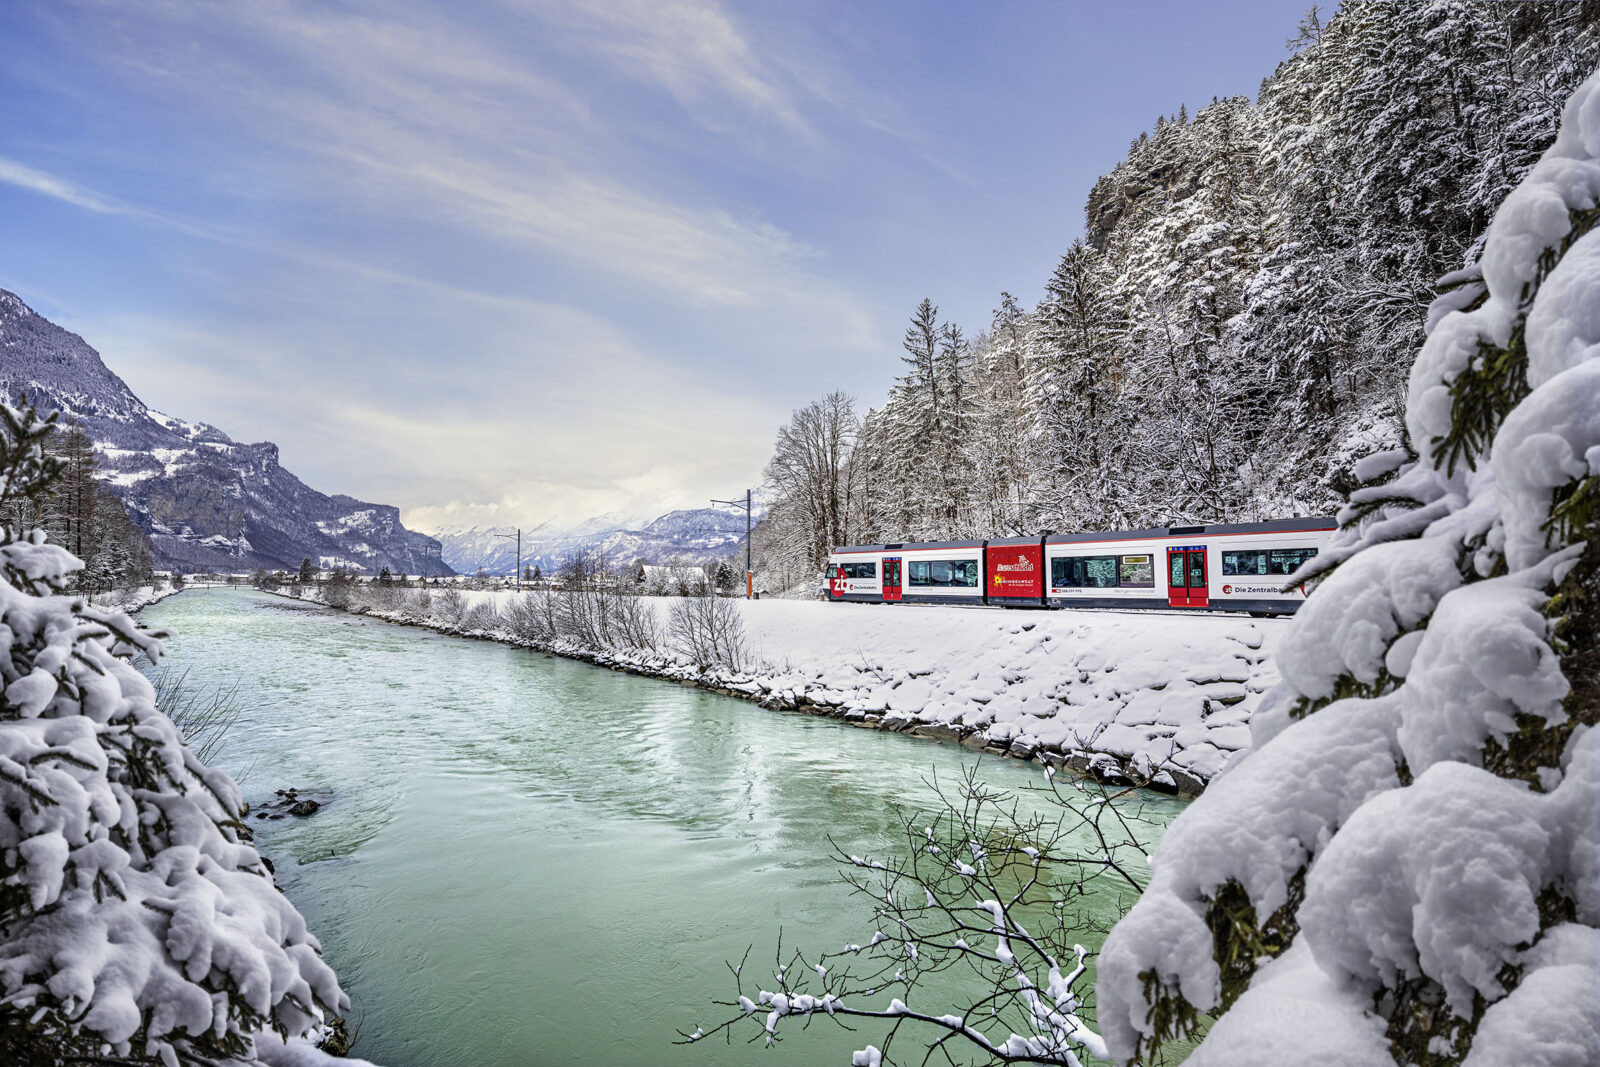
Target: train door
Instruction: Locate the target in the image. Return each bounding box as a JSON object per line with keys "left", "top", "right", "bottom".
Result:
{"left": 882, "top": 557, "right": 902, "bottom": 602}
{"left": 830, "top": 564, "right": 848, "bottom": 600}
{"left": 1167, "top": 547, "right": 1209, "bottom": 608}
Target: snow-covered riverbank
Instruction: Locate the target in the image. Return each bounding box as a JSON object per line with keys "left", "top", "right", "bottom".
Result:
{"left": 91, "top": 581, "right": 184, "bottom": 614}
{"left": 276, "top": 585, "right": 1286, "bottom": 793}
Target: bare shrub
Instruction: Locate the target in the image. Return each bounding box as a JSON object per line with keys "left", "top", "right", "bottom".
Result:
{"left": 668, "top": 588, "right": 746, "bottom": 670}
{"left": 612, "top": 590, "right": 663, "bottom": 652}
{"left": 402, "top": 588, "right": 432, "bottom": 620}
{"left": 434, "top": 586, "right": 467, "bottom": 626}
{"left": 681, "top": 767, "right": 1155, "bottom": 1065}
{"left": 460, "top": 599, "right": 501, "bottom": 632}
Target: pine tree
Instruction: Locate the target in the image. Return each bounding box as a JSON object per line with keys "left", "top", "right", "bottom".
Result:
{"left": 1097, "top": 64, "right": 1600, "bottom": 1067}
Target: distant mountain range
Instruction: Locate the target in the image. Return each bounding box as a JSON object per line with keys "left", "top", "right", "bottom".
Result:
{"left": 0, "top": 288, "right": 449, "bottom": 575}
{"left": 436, "top": 502, "right": 764, "bottom": 576}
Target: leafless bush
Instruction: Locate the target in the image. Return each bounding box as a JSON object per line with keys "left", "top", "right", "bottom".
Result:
{"left": 460, "top": 599, "right": 501, "bottom": 632}
{"left": 668, "top": 588, "right": 746, "bottom": 670}
{"left": 612, "top": 590, "right": 663, "bottom": 652}
{"left": 557, "top": 587, "right": 612, "bottom": 646}
{"left": 501, "top": 591, "right": 540, "bottom": 641}
{"left": 680, "top": 766, "right": 1158, "bottom": 1066}
{"left": 402, "top": 588, "right": 432, "bottom": 620}
{"left": 362, "top": 582, "right": 401, "bottom": 613}
{"left": 434, "top": 586, "right": 467, "bottom": 627}
{"left": 528, "top": 588, "right": 562, "bottom": 641}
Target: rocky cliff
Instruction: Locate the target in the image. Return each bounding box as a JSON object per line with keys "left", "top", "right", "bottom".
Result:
{"left": 0, "top": 289, "right": 449, "bottom": 574}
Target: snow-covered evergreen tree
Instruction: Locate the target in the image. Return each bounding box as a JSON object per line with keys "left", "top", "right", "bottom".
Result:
{"left": 1096, "top": 64, "right": 1600, "bottom": 1067}
{"left": 0, "top": 401, "right": 353, "bottom": 1066}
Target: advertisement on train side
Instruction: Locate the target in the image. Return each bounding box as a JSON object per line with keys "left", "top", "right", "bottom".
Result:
{"left": 986, "top": 543, "right": 1043, "bottom": 599}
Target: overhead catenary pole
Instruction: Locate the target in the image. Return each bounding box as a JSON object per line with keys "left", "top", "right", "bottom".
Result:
{"left": 495, "top": 528, "right": 523, "bottom": 591}
{"left": 710, "top": 489, "right": 755, "bottom": 598}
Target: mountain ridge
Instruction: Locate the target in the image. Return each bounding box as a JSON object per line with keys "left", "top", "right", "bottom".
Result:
{"left": 433, "top": 503, "right": 763, "bottom": 576}
{"left": 0, "top": 288, "right": 450, "bottom": 575}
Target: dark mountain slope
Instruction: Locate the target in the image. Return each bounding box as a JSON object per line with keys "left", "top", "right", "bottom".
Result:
{"left": 0, "top": 289, "right": 448, "bottom": 574}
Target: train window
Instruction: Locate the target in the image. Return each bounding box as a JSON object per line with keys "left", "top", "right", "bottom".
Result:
{"left": 839, "top": 562, "right": 877, "bottom": 580}
{"left": 1055, "top": 556, "right": 1118, "bottom": 588}
{"left": 1223, "top": 548, "right": 1319, "bottom": 576}
{"left": 1084, "top": 557, "right": 1118, "bottom": 587}
{"left": 908, "top": 559, "right": 980, "bottom": 587}
{"left": 1269, "top": 548, "right": 1318, "bottom": 575}
{"left": 1118, "top": 554, "right": 1155, "bottom": 587}
{"left": 1170, "top": 553, "right": 1186, "bottom": 587}
{"left": 1222, "top": 550, "right": 1269, "bottom": 575}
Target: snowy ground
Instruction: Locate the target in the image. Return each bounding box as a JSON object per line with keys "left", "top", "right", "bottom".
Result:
{"left": 90, "top": 581, "right": 183, "bottom": 614}
{"left": 282, "top": 585, "right": 1286, "bottom": 793}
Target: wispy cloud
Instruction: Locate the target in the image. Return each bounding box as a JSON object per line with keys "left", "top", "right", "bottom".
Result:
{"left": 43, "top": 0, "right": 850, "bottom": 309}
{"left": 522, "top": 0, "right": 819, "bottom": 143}
{"left": 0, "top": 155, "right": 129, "bottom": 215}
{"left": 4, "top": 0, "right": 898, "bottom": 525}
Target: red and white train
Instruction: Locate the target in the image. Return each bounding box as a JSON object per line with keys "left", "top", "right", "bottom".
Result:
{"left": 825, "top": 516, "right": 1336, "bottom": 615}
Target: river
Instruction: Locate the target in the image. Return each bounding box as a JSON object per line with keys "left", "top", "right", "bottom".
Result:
{"left": 140, "top": 589, "right": 1185, "bottom": 1066}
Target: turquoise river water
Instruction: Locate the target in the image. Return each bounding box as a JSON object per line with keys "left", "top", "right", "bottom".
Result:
{"left": 140, "top": 589, "right": 1184, "bottom": 1066}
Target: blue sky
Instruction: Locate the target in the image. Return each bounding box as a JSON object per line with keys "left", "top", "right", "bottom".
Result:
{"left": 0, "top": 0, "right": 1304, "bottom": 530}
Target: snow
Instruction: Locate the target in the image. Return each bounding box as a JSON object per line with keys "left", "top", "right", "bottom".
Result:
{"left": 1462, "top": 923, "right": 1600, "bottom": 1067}
{"left": 1096, "top": 66, "right": 1600, "bottom": 1066}
{"left": 1275, "top": 537, "right": 1462, "bottom": 702}
{"left": 286, "top": 585, "right": 1290, "bottom": 789}
{"left": 0, "top": 414, "right": 349, "bottom": 1066}
{"left": 1181, "top": 942, "right": 1391, "bottom": 1067}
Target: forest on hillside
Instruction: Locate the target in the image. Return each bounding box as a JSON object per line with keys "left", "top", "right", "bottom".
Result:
{"left": 755, "top": 0, "right": 1600, "bottom": 591}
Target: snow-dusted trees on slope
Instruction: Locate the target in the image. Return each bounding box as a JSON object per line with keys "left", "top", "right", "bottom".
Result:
{"left": 755, "top": 3, "right": 1599, "bottom": 562}
{"left": 1095, "top": 64, "right": 1600, "bottom": 1067}
{"left": 0, "top": 401, "right": 352, "bottom": 1066}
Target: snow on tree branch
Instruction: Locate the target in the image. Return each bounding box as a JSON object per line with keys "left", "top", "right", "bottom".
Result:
{"left": 1096, "top": 62, "right": 1600, "bottom": 1067}
{"left": 680, "top": 766, "right": 1161, "bottom": 1066}
{"left": 0, "top": 398, "right": 359, "bottom": 1066}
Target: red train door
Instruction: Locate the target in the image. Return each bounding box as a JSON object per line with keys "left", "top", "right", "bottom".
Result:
{"left": 1167, "top": 547, "right": 1209, "bottom": 608}
{"left": 1186, "top": 548, "right": 1208, "bottom": 608}
{"left": 882, "top": 557, "right": 902, "bottom": 602}
{"left": 1167, "top": 548, "right": 1187, "bottom": 607}
{"left": 830, "top": 564, "right": 848, "bottom": 600}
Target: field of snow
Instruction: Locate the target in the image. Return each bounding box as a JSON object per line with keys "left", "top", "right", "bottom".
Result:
{"left": 292, "top": 585, "right": 1287, "bottom": 793}
{"left": 701, "top": 598, "right": 1279, "bottom": 789}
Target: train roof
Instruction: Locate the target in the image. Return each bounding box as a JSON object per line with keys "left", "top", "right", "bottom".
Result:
{"left": 987, "top": 534, "right": 1046, "bottom": 548}
{"left": 1045, "top": 516, "right": 1336, "bottom": 545}
{"left": 828, "top": 517, "right": 1336, "bottom": 556}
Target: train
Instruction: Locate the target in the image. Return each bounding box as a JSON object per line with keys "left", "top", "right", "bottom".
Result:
{"left": 825, "top": 516, "right": 1336, "bottom": 615}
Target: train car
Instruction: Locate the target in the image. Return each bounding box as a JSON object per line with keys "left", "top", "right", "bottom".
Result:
{"left": 825, "top": 544, "right": 887, "bottom": 602}
{"left": 1045, "top": 517, "right": 1333, "bottom": 613}
{"left": 894, "top": 539, "right": 986, "bottom": 606}
{"left": 825, "top": 516, "right": 1335, "bottom": 615}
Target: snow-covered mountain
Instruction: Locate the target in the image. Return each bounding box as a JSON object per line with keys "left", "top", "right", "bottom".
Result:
{"left": 436, "top": 504, "right": 761, "bottom": 576}
{"left": 0, "top": 289, "right": 448, "bottom": 574}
